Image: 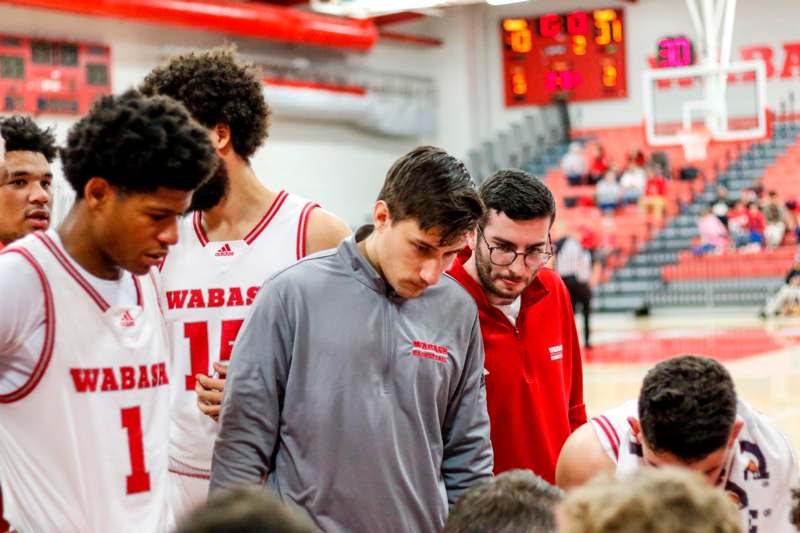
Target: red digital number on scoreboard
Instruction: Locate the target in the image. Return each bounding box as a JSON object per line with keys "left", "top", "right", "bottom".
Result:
{"left": 0, "top": 34, "right": 112, "bottom": 115}
{"left": 501, "top": 8, "right": 628, "bottom": 107}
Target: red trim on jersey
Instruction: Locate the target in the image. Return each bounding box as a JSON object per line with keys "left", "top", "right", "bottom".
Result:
{"left": 0, "top": 248, "right": 56, "bottom": 404}
{"left": 600, "top": 414, "right": 621, "bottom": 448}
{"left": 592, "top": 416, "right": 620, "bottom": 460}
{"left": 244, "top": 190, "right": 288, "bottom": 245}
{"left": 35, "top": 233, "right": 110, "bottom": 312}
{"left": 296, "top": 202, "right": 320, "bottom": 259}
{"left": 0, "top": 483, "right": 7, "bottom": 531}
{"left": 168, "top": 468, "right": 210, "bottom": 480}
{"left": 193, "top": 211, "right": 209, "bottom": 247}
{"left": 132, "top": 275, "right": 143, "bottom": 307}
{"left": 148, "top": 270, "right": 165, "bottom": 317}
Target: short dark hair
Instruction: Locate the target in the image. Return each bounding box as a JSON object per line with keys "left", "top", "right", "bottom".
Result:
{"left": 443, "top": 470, "right": 562, "bottom": 533}
{"left": 378, "top": 146, "right": 483, "bottom": 245}
{"left": 638, "top": 355, "right": 738, "bottom": 462}
{"left": 140, "top": 45, "right": 270, "bottom": 160}
{"left": 792, "top": 488, "right": 800, "bottom": 529}
{"left": 176, "top": 487, "right": 314, "bottom": 533}
{"left": 62, "top": 90, "right": 216, "bottom": 197}
{"left": 479, "top": 169, "right": 555, "bottom": 228}
{"left": 0, "top": 115, "right": 58, "bottom": 162}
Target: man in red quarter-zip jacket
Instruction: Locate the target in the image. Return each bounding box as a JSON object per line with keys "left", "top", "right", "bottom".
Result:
{"left": 448, "top": 169, "right": 587, "bottom": 484}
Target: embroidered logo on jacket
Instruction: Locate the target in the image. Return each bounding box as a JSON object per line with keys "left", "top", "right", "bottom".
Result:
{"left": 549, "top": 344, "right": 563, "bottom": 360}
{"left": 411, "top": 341, "right": 449, "bottom": 364}
{"left": 215, "top": 243, "right": 234, "bottom": 257}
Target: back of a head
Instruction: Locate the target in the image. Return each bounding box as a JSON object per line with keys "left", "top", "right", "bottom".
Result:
{"left": 479, "top": 169, "right": 555, "bottom": 227}
{"left": 0, "top": 115, "right": 58, "bottom": 162}
{"left": 61, "top": 90, "right": 216, "bottom": 197}
{"left": 560, "top": 468, "right": 743, "bottom": 533}
{"left": 443, "top": 469, "right": 562, "bottom": 533}
{"left": 377, "top": 145, "right": 483, "bottom": 245}
{"left": 639, "top": 355, "right": 738, "bottom": 462}
{"left": 792, "top": 488, "right": 800, "bottom": 530}
{"left": 140, "top": 45, "right": 270, "bottom": 160}
{"left": 176, "top": 487, "right": 314, "bottom": 533}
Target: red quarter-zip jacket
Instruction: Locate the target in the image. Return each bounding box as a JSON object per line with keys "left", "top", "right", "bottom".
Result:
{"left": 448, "top": 256, "right": 587, "bottom": 483}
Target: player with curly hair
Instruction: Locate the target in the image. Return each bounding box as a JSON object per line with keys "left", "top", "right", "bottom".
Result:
{"left": 0, "top": 115, "right": 58, "bottom": 247}
{"left": 141, "top": 46, "right": 351, "bottom": 519}
{"left": 556, "top": 355, "right": 799, "bottom": 532}
{"left": 0, "top": 90, "right": 217, "bottom": 532}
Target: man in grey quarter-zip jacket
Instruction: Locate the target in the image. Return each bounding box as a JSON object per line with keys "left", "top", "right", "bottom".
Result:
{"left": 210, "top": 146, "right": 493, "bottom": 533}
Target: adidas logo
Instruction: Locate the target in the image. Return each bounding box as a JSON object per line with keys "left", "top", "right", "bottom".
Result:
{"left": 120, "top": 310, "right": 135, "bottom": 328}
{"left": 215, "top": 243, "right": 234, "bottom": 257}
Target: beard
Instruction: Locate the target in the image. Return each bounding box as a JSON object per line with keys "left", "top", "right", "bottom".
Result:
{"left": 186, "top": 159, "right": 229, "bottom": 213}
{"left": 474, "top": 243, "right": 536, "bottom": 301}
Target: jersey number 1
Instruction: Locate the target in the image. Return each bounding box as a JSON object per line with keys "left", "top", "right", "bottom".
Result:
{"left": 183, "top": 320, "right": 244, "bottom": 390}
{"left": 121, "top": 406, "right": 150, "bottom": 494}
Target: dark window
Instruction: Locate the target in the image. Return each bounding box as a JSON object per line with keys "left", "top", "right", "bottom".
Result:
{"left": 31, "top": 41, "right": 52, "bottom": 64}
{"left": 0, "top": 56, "right": 24, "bottom": 79}
{"left": 87, "top": 46, "right": 107, "bottom": 56}
{"left": 1, "top": 38, "right": 21, "bottom": 46}
{"left": 86, "top": 63, "right": 108, "bottom": 86}
{"left": 58, "top": 44, "right": 78, "bottom": 66}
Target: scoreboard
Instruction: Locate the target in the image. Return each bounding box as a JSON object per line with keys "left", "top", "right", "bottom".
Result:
{"left": 0, "top": 34, "right": 111, "bottom": 115}
{"left": 501, "top": 8, "right": 627, "bottom": 107}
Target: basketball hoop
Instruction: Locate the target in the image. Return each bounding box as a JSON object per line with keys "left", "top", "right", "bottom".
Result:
{"left": 677, "top": 126, "right": 711, "bottom": 162}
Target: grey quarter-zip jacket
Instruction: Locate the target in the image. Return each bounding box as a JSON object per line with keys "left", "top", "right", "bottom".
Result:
{"left": 210, "top": 235, "right": 493, "bottom": 533}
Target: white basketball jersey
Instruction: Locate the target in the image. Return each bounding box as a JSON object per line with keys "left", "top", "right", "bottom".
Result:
{"left": 160, "top": 190, "right": 318, "bottom": 474}
{"left": 591, "top": 399, "right": 800, "bottom": 533}
{"left": 0, "top": 231, "right": 170, "bottom": 532}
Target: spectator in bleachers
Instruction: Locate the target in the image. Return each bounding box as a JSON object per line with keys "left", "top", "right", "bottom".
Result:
{"left": 764, "top": 190, "right": 792, "bottom": 248}
{"left": 561, "top": 142, "right": 587, "bottom": 186}
{"left": 711, "top": 185, "right": 731, "bottom": 226}
{"left": 751, "top": 177, "right": 765, "bottom": 199}
{"left": 594, "top": 214, "right": 619, "bottom": 271}
{"left": 760, "top": 253, "right": 800, "bottom": 317}
{"left": 619, "top": 160, "right": 646, "bottom": 205}
{"left": 694, "top": 207, "right": 728, "bottom": 256}
{"left": 727, "top": 200, "right": 751, "bottom": 248}
{"left": 740, "top": 188, "right": 759, "bottom": 205}
{"left": 640, "top": 164, "right": 667, "bottom": 224}
{"left": 587, "top": 144, "right": 609, "bottom": 185}
{"left": 442, "top": 470, "right": 561, "bottom": 533}
{"left": 558, "top": 468, "right": 743, "bottom": 533}
{"left": 595, "top": 170, "right": 621, "bottom": 214}
{"left": 627, "top": 148, "right": 646, "bottom": 168}
{"left": 747, "top": 202, "right": 766, "bottom": 248}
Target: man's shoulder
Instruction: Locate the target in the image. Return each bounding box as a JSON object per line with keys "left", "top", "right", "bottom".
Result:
{"left": 428, "top": 273, "right": 479, "bottom": 315}
{"left": 267, "top": 247, "right": 342, "bottom": 288}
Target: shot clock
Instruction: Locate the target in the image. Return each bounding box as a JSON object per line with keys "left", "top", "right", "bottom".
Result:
{"left": 501, "top": 8, "right": 627, "bottom": 107}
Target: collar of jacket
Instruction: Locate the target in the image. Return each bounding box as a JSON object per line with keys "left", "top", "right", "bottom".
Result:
{"left": 449, "top": 252, "right": 549, "bottom": 311}
{"left": 339, "top": 227, "right": 405, "bottom": 302}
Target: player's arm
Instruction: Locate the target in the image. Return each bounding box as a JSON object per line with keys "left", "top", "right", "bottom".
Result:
{"left": 209, "top": 281, "right": 293, "bottom": 492}
{"left": 304, "top": 207, "right": 351, "bottom": 255}
{"left": 441, "top": 312, "right": 493, "bottom": 506}
{"left": 555, "top": 422, "right": 615, "bottom": 491}
{"left": 0, "top": 252, "right": 43, "bottom": 368}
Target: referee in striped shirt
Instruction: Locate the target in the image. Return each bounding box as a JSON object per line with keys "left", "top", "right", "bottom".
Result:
{"left": 555, "top": 230, "right": 593, "bottom": 348}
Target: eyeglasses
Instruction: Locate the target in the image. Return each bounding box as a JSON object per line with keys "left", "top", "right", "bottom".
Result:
{"left": 479, "top": 231, "right": 553, "bottom": 268}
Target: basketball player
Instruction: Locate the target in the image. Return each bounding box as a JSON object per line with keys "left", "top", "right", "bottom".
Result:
{"left": 0, "top": 90, "right": 216, "bottom": 532}
{"left": 140, "top": 46, "right": 351, "bottom": 519}
{"left": 556, "top": 355, "right": 799, "bottom": 532}
{"left": 211, "top": 146, "right": 492, "bottom": 532}
{"left": 0, "top": 115, "right": 57, "bottom": 247}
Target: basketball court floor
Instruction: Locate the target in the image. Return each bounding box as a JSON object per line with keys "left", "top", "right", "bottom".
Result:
{"left": 582, "top": 308, "right": 800, "bottom": 451}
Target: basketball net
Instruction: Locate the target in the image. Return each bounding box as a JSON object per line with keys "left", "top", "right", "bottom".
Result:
{"left": 677, "top": 126, "right": 711, "bottom": 162}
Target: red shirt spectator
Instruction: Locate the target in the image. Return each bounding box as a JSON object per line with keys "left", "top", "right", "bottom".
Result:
{"left": 644, "top": 174, "right": 667, "bottom": 196}
{"left": 748, "top": 205, "right": 766, "bottom": 234}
